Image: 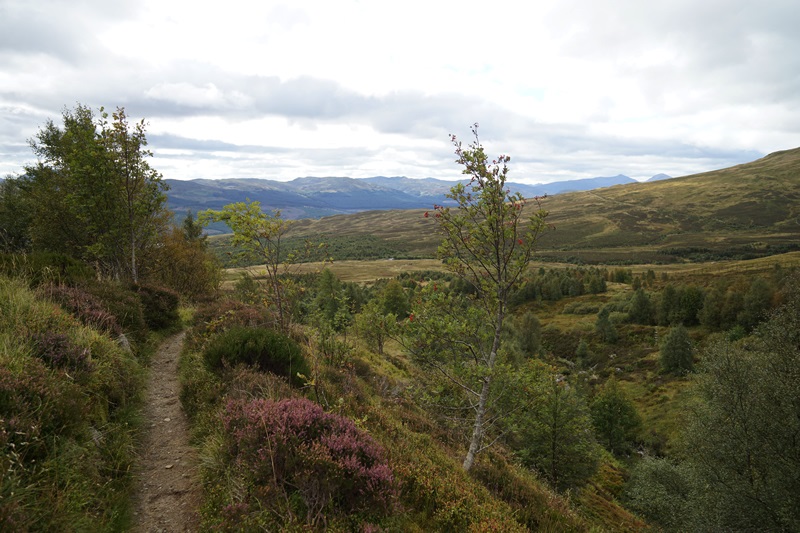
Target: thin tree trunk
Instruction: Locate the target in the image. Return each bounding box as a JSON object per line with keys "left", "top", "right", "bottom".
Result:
{"left": 462, "top": 305, "right": 504, "bottom": 471}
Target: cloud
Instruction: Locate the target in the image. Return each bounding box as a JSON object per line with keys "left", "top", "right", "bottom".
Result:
{"left": 0, "top": 0, "right": 797, "bottom": 184}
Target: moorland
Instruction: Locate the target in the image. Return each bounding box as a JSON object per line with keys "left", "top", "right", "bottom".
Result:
{"left": 1, "top": 104, "right": 799, "bottom": 532}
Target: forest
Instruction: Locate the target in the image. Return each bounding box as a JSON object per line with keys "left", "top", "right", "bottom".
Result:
{"left": 0, "top": 106, "right": 798, "bottom": 531}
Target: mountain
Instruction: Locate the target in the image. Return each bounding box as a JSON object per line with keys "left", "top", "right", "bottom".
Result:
{"left": 646, "top": 173, "right": 672, "bottom": 182}
{"left": 165, "top": 174, "right": 640, "bottom": 222}
{"left": 281, "top": 147, "right": 800, "bottom": 264}
{"left": 520, "top": 174, "right": 636, "bottom": 196}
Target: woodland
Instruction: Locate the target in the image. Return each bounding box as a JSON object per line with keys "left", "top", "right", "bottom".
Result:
{"left": 0, "top": 106, "right": 799, "bottom": 532}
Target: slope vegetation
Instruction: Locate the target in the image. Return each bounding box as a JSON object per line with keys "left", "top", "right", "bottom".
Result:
{"left": 281, "top": 147, "right": 800, "bottom": 264}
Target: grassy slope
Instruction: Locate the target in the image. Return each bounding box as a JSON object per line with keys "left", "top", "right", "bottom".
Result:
{"left": 0, "top": 277, "right": 146, "bottom": 531}
{"left": 276, "top": 147, "right": 800, "bottom": 263}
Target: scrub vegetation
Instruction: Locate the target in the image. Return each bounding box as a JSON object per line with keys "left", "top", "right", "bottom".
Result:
{"left": 2, "top": 106, "right": 799, "bottom": 531}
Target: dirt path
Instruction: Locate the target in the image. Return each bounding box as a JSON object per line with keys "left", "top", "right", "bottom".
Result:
{"left": 132, "top": 331, "right": 201, "bottom": 532}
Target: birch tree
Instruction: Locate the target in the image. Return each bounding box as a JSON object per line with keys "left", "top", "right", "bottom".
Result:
{"left": 409, "top": 124, "right": 548, "bottom": 471}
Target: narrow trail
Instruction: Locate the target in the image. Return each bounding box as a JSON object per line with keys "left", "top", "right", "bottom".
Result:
{"left": 132, "top": 331, "right": 201, "bottom": 533}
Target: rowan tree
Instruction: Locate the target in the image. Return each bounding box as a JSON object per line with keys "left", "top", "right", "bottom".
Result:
{"left": 406, "top": 124, "right": 548, "bottom": 471}
{"left": 200, "top": 200, "right": 298, "bottom": 331}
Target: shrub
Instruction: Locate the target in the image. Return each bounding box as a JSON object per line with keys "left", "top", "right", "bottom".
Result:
{"left": 30, "top": 331, "right": 94, "bottom": 375}
{"left": 0, "top": 356, "right": 87, "bottom": 462}
{"left": 562, "top": 301, "right": 601, "bottom": 315}
{"left": 202, "top": 326, "right": 308, "bottom": 387}
{"left": 221, "top": 397, "right": 396, "bottom": 527}
{"left": 84, "top": 281, "right": 147, "bottom": 346}
{"left": 38, "top": 284, "right": 123, "bottom": 337}
{"left": 133, "top": 283, "right": 180, "bottom": 330}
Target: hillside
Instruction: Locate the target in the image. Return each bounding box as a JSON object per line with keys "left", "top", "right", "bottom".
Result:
{"left": 278, "top": 147, "right": 800, "bottom": 264}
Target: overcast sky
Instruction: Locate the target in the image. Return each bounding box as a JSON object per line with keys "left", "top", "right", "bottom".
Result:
{"left": 1, "top": 0, "right": 798, "bottom": 184}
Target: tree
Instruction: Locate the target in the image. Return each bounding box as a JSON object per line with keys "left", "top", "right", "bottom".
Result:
{"left": 99, "top": 107, "right": 168, "bottom": 282}
{"left": 628, "top": 287, "right": 654, "bottom": 325}
{"left": 660, "top": 324, "right": 694, "bottom": 374}
{"left": 181, "top": 210, "right": 204, "bottom": 241}
{"left": 680, "top": 286, "right": 800, "bottom": 532}
{"left": 354, "top": 298, "right": 396, "bottom": 355}
{"left": 200, "top": 200, "right": 297, "bottom": 331}
{"left": 149, "top": 223, "right": 220, "bottom": 300}
{"left": 516, "top": 310, "right": 541, "bottom": 357}
{"left": 658, "top": 284, "right": 680, "bottom": 326}
{"left": 408, "top": 124, "right": 548, "bottom": 471}
{"left": 381, "top": 279, "right": 409, "bottom": 318}
{"left": 511, "top": 371, "right": 599, "bottom": 490}
{"left": 0, "top": 177, "right": 32, "bottom": 252}
{"left": 24, "top": 104, "right": 169, "bottom": 281}
{"left": 590, "top": 376, "right": 641, "bottom": 455}
{"left": 737, "top": 276, "right": 773, "bottom": 331}
{"left": 595, "top": 306, "right": 618, "bottom": 343}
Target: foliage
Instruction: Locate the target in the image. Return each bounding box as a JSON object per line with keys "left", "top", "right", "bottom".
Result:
{"left": 202, "top": 326, "right": 308, "bottom": 387}
{"left": 0, "top": 276, "right": 145, "bottom": 531}
{"left": 514, "top": 310, "right": 542, "bottom": 356}
{"left": 658, "top": 284, "right": 705, "bottom": 326}
{"left": 509, "top": 369, "right": 600, "bottom": 491}
{"left": 37, "top": 283, "right": 124, "bottom": 337}
{"left": 220, "top": 397, "right": 396, "bottom": 528}
{"left": 149, "top": 223, "right": 220, "bottom": 300}
{"left": 133, "top": 283, "right": 180, "bottom": 331}
{"left": 200, "top": 200, "right": 317, "bottom": 331}
{"left": 30, "top": 331, "right": 94, "bottom": 375}
{"left": 381, "top": 278, "right": 409, "bottom": 318}
{"left": 0, "top": 178, "right": 32, "bottom": 253}
{"left": 354, "top": 298, "right": 396, "bottom": 355}
{"left": 310, "top": 268, "right": 352, "bottom": 331}
{"left": 22, "top": 104, "right": 169, "bottom": 281}
{"left": 681, "top": 288, "right": 800, "bottom": 532}
{"left": 624, "top": 456, "right": 692, "bottom": 531}
{"left": 0, "top": 252, "right": 94, "bottom": 287}
{"left": 660, "top": 324, "right": 694, "bottom": 374}
{"left": 590, "top": 377, "right": 642, "bottom": 455}
{"left": 415, "top": 124, "right": 548, "bottom": 471}
{"left": 595, "top": 306, "right": 618, "bottom": 343}
{"left": 627, "top": 288, "right": 654, "bottom": 325}
{"left": 82, "top": 280, "right": 148, "bottom": 347}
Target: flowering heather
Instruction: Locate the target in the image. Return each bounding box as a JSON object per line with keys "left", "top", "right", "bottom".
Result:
{"left": 38, "top": 284, "right": 122, "bottom": 336}
{"left": 222, "top": 397, "right": 396, "bottom": 525}
{"left": 30, "top": 331, "right": 94, "bottom": 374}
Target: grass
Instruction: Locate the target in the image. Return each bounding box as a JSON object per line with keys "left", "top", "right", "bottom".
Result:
{"left": 216, "top": 147, "right": 800, "bottom": 266}
{"left": 0, "top": 276, "right": 147, "bottom": 531}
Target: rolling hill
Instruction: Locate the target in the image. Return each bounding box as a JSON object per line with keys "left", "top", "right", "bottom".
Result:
{"left": 276, "top": 147, "right": 800, "bottom": 264}
{"left": 166, "top": 174, "right": 641, "bottom": 222}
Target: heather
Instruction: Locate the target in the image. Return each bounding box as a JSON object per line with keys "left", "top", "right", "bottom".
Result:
{"left": 219, "top": 397, "right": 396, "bottom": 528}
{"left": 0, "top": 276, "right": 145, "bottom": 531}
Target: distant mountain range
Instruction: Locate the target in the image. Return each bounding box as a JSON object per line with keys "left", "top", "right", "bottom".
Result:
{"left": 165, "top": 173, "right": 670, "bottom": 224}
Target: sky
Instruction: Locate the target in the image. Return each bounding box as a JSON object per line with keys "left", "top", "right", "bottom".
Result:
{"left": 1, "top": 0, "right": 799, "bottom": 184}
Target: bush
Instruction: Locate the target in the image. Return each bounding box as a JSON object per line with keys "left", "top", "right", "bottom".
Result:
{"left": 0, "top": 276, "right": 145, "bottom": 530}
{"left": 83, "top": 281, "right": 147, "bottom": 347}
{"left": 221, "top": 397, "right": 396, "bottom": 527}
{"left": 38, "top": 284, "right": 123, "bottom": 337}
{"left": 133, "top": 283, "right": 180, "bottom": 330}
{"left": 203, "top": 326, "right": 308, "bottom": 387}
{"left": 30, "top": 331, "right": 94, "bottom": 375}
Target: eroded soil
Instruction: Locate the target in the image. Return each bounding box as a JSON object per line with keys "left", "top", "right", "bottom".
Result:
{"left": 132, "top": 332, "right": 201, "bottom": 532}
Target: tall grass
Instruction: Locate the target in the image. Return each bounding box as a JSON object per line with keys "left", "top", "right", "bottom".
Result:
{"left": 0, "top": 276, "right": 145, "bottom": 531}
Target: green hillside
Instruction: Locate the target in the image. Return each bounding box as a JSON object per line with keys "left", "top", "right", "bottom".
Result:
{"left": 274, "top": 147, "right": 800, "bottom": 264}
